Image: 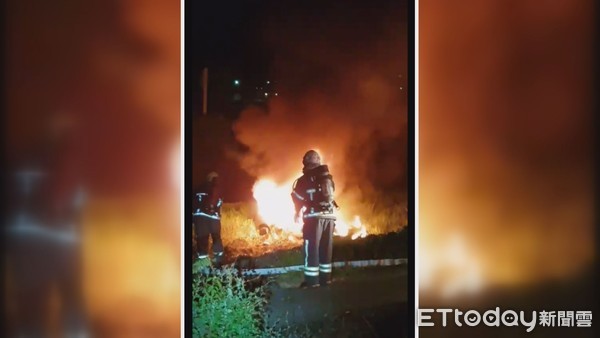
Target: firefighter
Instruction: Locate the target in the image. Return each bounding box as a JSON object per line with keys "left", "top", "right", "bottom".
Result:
{"left": 291, "top": 150, "right": 337, "bottom": 288}
{"left": 5, "top": 113, "right": 88, "bottom": 337}
{"left": 193, "top": 171, "right": 224, "bottom": 268}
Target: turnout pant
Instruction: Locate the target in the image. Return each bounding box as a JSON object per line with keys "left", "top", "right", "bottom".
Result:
{"left": 194, "top": 215, "right": 224, "bottom": 259}
{"left": 302, "top": 217, "right": 335, "bottom": 286}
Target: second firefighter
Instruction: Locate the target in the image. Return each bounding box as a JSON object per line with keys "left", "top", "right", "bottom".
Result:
{"left": 193, "top": 171, "right": 224, "bottom": 267}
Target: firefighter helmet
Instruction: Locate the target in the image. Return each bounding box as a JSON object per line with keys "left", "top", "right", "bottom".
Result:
{"left": 302, "top": 150, "right": 321, "bottom": 169}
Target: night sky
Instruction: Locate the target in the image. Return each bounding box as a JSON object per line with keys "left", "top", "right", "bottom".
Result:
{"left": 186, "top": 0, "right": 270, "bottom": 113}
{"left": 186, "top": 0, "right": 407, "bottom": 116}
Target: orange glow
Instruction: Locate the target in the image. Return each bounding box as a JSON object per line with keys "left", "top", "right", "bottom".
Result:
{"left": 253, "top": 179, "right": 302, "bottom": 234}
{"left": 252, "top": 178, "right": 367, "bottom": 240}
{"left": 419, "top": 0, "right": 595, "bottom": 298}
{"left": 82, "top": 198, "right": 180, "bottom": 336}
{"left": 419, "top": 230, "right": 484, "bottom": 298}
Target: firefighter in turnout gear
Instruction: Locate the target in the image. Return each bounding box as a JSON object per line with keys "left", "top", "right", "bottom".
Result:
{"left": 193, "top": 171, "right": 224, "bottom": 268}
{"left": 291, "top": 150, "right": 337, "bottom": 288}
{"left": 5, "top": 114, "right": 89, "bottom": 337}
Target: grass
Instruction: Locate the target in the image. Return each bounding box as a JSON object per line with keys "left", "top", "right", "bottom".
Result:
{"left": 244, "top": 229, "right": 408, "bottom": 271}
{"left": 220, "top": 202, "right": 262, "bottom": 248}
{"left": 192, "top": 267, "right": 317, "bottom": 337}
{"left": 357, "top": 192, "right": 407, "bottom": 235}
{"left": 219, "top": 203, "right": 302, "bottom": 257}
{"left": 250, "top": 248, "right": 304, "bottom": 268}
{"left": 196, "top": 198, "right": 407, "bottom": 260}
{"left": 192, "top": 267, "right": 278, "bottom": 337}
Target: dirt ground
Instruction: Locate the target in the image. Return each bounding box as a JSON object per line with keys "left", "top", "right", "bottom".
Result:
{"left": 265, "top": 265, "right": 409, "bottom": 337}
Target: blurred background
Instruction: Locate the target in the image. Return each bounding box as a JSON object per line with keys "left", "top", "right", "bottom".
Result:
{"left": 419, "top": 0, "right": 597, "bottom": 337}
{"left": 2, "top": 0, "right": 181, "bottom": 337}
{"left": 2, "top": 0, "right": 597, "bottom": 337}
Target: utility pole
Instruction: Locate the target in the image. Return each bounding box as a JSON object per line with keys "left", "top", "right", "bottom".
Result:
{"left": 202, "top": 67, "right": 208, "bottom": 115}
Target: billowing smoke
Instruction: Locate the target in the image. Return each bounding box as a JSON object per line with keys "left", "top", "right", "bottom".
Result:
{"left": 232, "top": 0, "right": 408, "bottom": 220}
{"left": 420, "top": 0, "right": 594, "bottom": 289}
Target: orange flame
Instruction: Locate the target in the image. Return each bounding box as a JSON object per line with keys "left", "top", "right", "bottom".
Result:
{"left": 252, "top": 179, "right": 302, "bottom": 234}
{"left": 252, "top": 178, "right": 367, "bottom": 240}
{"left": 419, "top": 230, "right": 484, "bottom": 298}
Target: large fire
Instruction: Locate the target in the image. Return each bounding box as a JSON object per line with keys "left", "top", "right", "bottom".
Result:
{"left": 252, "top": 178, "right": 367, "bottom": 240}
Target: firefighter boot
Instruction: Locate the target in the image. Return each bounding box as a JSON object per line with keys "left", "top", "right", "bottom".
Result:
{"left": 300, "top": 266, "right": 320, "bottom": 289}
{"left": 319, "top": 263, "right": 332, "bottom": 286}
{"left": 212, "top": 251, "right": 224, "bottom": 268}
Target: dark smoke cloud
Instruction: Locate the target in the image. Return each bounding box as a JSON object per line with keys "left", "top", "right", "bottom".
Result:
{"left": 231, "top": 0, "right": 408, "bottom": 214}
